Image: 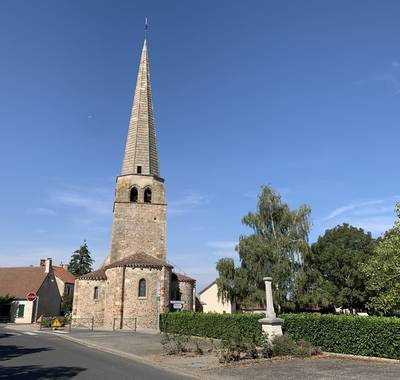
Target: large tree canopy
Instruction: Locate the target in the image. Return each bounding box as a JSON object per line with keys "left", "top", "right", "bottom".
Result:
{"left": 363, "top": 203, "right": 400, "bottom": 313}
{"left": 68, "top": 240, "right": 94, "bottom": 277}
{"left": 217, "top": 185, "right": 311, "bottom": 311}
{"left": 296, "top": 224, "right": 376, "bottom": 312}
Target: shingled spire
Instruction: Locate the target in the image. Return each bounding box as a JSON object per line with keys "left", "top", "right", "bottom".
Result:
{"left": 121, "top": 39, "right": 160, "bottom": 176}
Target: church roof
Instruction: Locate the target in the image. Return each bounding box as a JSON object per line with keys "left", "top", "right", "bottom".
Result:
{"left": 172, "top": 272, "right": 196, "bottom": 283}
{"left": 0, "top": 266, "right": 48, "bottom": 299}
{"left": 121, "top": 39, "right": 160, "bottom": 177}
{"left": 106, "top": 252, "right": 172, "bottom": 270}
{"left": 79, "top": 253, "right": 171, "bottom": 281}
{"left": 80, "top": 268, "right": 107, "bottom": 281}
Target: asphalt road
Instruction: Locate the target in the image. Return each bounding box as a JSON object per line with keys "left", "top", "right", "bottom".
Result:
{"left": 0, "top": 326, "right": 192, "bottom": 380}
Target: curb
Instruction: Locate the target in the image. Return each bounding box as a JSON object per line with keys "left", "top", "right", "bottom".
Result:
{"left": 323, "top": 352, "right": 400, "bottom": 364}
{"left": 49, "top": 331, "right": 212, "bottom": 380}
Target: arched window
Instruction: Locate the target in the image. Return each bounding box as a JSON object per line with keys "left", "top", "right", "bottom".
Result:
{"left": 138, "top": 279, "right": 146, "bottom": 298}
{"left": 144, "top": 188, "right": 152, "bottom": 203}
{"left": 130, "top": 187, "right": 138, "bottom": 203}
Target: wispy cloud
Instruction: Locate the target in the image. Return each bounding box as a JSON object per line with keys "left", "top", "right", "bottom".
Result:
{"left": 207, "top": 241, "right": 237, "bottom": 250}
{"left": 168, "top": 193, "right": 209, "bottom": 215}
{"left": 207, "top": 241, "right": 238, "bottom": 258}
{"left": 358, "top": 61, "right": 400, "bottom": 95}
{"left": 181, "top": 265, "right": 220, "bottom": 291}
{"left": 319, "top": 197, "right": 398, "bottom": 236}
{"left": 322, "top": 200, "right": 384, "bottom": 221}
{"left": 0, "top": 246, "right": 70, "bottom": 267}
{"left": 27, "top": 207, "right": 56, "bottom": 216}
{"left": 51, "top": 187, "right": 112, "bottom": 215}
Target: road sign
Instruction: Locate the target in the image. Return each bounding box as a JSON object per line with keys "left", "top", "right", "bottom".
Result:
{"left": 51, "top": 318, "right": 62, "bottom": 328}
{"left": 172, "top": 303, "right": 183, "bottom": 310}
{"left": 170, "top": 300, "right": 184, "bottom": 305}
{"left": 27, "top": 292, "right": 37, "bottom": 302}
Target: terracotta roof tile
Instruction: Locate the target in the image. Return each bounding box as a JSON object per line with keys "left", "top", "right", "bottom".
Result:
{"left": 53, "top": 266, "right": 76, "bottom": 284}
{"left": 172, "top": 272, "right": 196, "bottom": 283}
{"left": 105, "top": 253, "right": 172, "bottom": 270}
{"left": 79, "top": 268, "right": 107, "bottom": 281}
{"left": 0, "top": 267, "right": 47, "bottom": 299}
{"left": 79, "top": 253, "right": 172, "bottom": 281}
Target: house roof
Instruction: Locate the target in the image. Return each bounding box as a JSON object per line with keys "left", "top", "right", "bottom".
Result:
{"left": 172, "top": 272, "right": 196, "bottom": 283}
{"left": 79, "top": 253, "right": 172, "bottom": 281}
{"left": 0, "top": 267, "right": 47, "bottom": 299}
{"left": 53, "top": 266, "right": 76, "bottom": 284}
{"left": 198, "top": 279, "right": 217, "bottom": 295}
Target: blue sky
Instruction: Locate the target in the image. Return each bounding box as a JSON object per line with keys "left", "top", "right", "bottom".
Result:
{"left": 0, "top": 1, "right": 399, "bottom": 290}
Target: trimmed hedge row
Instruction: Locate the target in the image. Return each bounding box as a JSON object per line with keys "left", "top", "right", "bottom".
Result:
{"left": 160, "top": 311, "right": 264, "bottom": 342}
{"left": 281, "top": 313, "right": 400, "bottom": 359}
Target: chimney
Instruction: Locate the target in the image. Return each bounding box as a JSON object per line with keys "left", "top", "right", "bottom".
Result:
{"left": 60, "top": 262, "right": 69, "bottom": 271}
{"left": 44, "top": 258, "right": 52, "bottom": 273}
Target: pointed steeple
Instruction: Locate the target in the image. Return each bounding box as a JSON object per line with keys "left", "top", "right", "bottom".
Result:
{"left": 121, "top": 39, "right": 160, "bottom": 176}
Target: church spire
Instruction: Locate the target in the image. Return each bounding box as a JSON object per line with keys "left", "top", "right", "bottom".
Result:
{"left": 121, "top": 38, "right": 160, "bottom": 177}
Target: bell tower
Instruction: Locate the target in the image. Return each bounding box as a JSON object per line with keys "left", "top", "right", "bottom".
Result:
{"left": 108, "top": 38, "right": 167, "bottom": 264}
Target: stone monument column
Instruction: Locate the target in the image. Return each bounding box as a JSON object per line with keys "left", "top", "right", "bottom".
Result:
{"left": 258, "top": 277, "right": 283, "bottom": 342}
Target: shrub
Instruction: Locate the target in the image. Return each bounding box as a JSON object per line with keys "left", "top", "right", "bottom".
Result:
{"left": 217, "top": 334, "right": 260, "bottom": 363}
{"left": 160, "top": 311, "right": 264, "bottom": 343}
{"left": 281, "top": 313, "right": 400, "bottom": 359}
{"left": 271, "top": 335, "right": 320, "bottom": 357}
{"left": 161, "top": 333, "right": 190, "bottom": 355}
{"left": 161, "top": 333, "right": 206, "bottom": 355}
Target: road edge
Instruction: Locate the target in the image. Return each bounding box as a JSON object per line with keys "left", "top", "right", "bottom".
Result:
{"left": 48, "top": 331, "right": 213, "bottom": 380}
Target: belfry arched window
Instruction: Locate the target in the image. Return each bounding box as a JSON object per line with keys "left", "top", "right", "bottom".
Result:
{"left": 138, "top": 278, "right": 146, "bottom": 298}
{"left": 144, "top": 188, "right": 152, "bottom": 203}
{"left": 130, "top": 187, "right": 138, "bottom": 203}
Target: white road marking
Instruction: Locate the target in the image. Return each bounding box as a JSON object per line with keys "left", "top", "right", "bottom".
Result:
{"left": 23, "top": 332, "right": 38, "bottom": 336}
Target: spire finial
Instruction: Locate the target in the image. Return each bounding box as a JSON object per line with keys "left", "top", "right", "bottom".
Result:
{"left": 144, "top": 17, "right": 148, "bottom": 40}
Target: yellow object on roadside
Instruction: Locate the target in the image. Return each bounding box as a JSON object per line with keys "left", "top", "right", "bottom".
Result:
{"left": 51, "top": 318, "right": 62, "bottom": 328}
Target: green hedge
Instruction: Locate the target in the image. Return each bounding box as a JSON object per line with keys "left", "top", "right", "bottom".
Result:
{"left": 281, "top": 313, "right": 400, "bottom": 359}
{"left": 160, "top": 311, "right": 264, "bottom": 343}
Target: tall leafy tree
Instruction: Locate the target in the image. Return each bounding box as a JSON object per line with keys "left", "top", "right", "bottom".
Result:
{"left": 363, "top": 203, "right": 400, "bottom": 313}
{"left": 61, "top": 294, "right": 73, "bottom": 315}
{"left": 69, "top": 241, "right": 94, "bottom": 277}
{"left": 0, "top": 295, "right": 15, "bottom": 304}
{"left": 217, "top": 185, "right": 311, "bottom": 311}
{"left": 301, "top": 224, "right": 376, "bottom": 312}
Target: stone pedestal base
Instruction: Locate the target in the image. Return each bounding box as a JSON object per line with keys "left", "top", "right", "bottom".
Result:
{"left": 258, "top": 317, "right": 283, "bottom": 342}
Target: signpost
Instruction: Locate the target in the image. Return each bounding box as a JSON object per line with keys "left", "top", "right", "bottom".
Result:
{"left": 27, "top": 292, "right": 39, "bottom": 323}
{"left": 170, "top": 300, "right": 184, "bottom": 311}
{"left": 27, "top": 292, "right": 37, "bottom": 302}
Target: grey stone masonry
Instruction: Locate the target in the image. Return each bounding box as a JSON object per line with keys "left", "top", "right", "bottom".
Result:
{"left": 109, "top": 174, "right": 167, "bottom": 263}
{"left": 122, "top": 39, "right": 159, "bottom": 176}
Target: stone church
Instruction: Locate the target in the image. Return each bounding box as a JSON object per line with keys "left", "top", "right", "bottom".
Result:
{"left": 72, "top": 38, "right": 195, "bottom": 330}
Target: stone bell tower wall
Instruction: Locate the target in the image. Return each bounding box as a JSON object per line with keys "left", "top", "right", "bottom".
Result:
{"left": 109, "top": 174, "right": 167, "bottom": 263}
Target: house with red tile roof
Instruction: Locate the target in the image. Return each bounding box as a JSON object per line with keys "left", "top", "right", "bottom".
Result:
{"left": 52, "top": 263, "right": 76, "bottom": 298}
{"left": 0, "top": 258, "right": 61, "bottom": 323}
